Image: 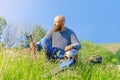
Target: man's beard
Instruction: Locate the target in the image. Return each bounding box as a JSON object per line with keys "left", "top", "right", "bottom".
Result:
{"left": 53, "top": 24, "right": 62, "bottom": 32}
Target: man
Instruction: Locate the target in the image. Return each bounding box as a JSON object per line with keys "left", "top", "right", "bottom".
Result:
{"left": 31, "top": 15, "right": 81, "bottom": 68}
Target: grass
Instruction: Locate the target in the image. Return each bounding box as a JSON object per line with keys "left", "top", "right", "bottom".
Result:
{"left": 0, "top": 41, "right": 120, "bottom": 80}
{"left": 98, "top": 43, "right": 120, "bottom": 53}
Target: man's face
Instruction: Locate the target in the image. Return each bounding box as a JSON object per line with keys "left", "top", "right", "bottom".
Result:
{"left": 53, "top": 18, "right": 63, "bottom": 32}
{"left": 53, "top": 23, "right": 62, "bottom": 32}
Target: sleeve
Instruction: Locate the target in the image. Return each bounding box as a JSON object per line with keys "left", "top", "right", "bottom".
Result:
{"left": 70, "top": 32, "right": 81, "bottom": 51}
{"left": 44, "top": 29, "right": 53, "bottom": 41}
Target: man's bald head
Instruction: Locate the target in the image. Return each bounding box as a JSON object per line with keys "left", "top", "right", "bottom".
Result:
{"left": 53, "top": 15, "right": 66, "bottom": 32}
{"left": 54, "top": 15, "right": 65, "bottom": 23}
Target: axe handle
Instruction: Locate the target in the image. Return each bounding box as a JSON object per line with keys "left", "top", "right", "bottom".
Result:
{"left": 29, "top": 36, "right": 37, "bottom": 58}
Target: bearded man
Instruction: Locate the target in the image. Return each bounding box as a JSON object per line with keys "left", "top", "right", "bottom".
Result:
{"left": 32, "top": 15, "right": 81, "bottom": 68}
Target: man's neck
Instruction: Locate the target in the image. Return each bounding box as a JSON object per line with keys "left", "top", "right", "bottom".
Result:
{"left": 60, "top": 26, "right": 65, "bottom": 32}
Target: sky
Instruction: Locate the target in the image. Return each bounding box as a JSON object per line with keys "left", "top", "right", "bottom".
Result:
{"left": 0, "top": 0, "right": 120, "bottom": 44}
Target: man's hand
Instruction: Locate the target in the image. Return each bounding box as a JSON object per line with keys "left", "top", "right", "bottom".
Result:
{"left": 64, "top": 45, "right": 73, "bottom": 51}
{"left": 30, "top": 42, "right": 38, "bottom": 58}
{"left": 30, "top": 42, "right": 36, "bottom": 50}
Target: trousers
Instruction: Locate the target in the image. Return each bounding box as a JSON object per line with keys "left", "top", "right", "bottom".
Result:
{"left": 36, "top": 38, "right": 77, "bottom": 68}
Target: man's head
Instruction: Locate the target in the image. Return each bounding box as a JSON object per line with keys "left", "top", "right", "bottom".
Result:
{"left": 53, "top": 15, "right": 65, "bottom": 32}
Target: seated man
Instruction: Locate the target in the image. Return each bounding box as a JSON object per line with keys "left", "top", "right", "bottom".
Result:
{"left": 32, "top": 15, "right": 81, "bottom": 68}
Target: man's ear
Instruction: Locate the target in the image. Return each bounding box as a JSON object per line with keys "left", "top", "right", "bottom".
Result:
{"left": 61, "top": 22, "right": 64, "bottom": 26}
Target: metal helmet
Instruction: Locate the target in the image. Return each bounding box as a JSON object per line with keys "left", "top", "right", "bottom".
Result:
{"left": 64, "top": 49, "right": 78, "bottom": 60}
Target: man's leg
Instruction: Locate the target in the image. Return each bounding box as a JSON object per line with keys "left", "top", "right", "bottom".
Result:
{"left": 36, "top": 41, "right": 41, "bottom": 51}
{"left": 40, "top": 38, "right": 53, "bottom": 60}
{"left": 44, "top": 49, "right": 77, "bottom": 77}
{"left": 53, "top": 47, "right": 65, "bottom": 59}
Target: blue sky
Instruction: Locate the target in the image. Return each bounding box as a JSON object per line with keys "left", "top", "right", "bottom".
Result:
{"left": 0, "top": 0, "right": 120, "bottom": 43}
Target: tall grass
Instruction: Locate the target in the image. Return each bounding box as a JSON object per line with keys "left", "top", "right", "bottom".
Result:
{"left": 0, "top": 41, "right": 120, "bottom": 80}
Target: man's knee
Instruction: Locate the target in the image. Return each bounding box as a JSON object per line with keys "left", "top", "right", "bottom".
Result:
{"left": 35, "top": 38, "right": 49, "bottom": 51}
{"left": 40, "top": 38, "right": 49, "bottom": 48}
{"left": 40, "top": 38, "right": 53, "bottom": 53}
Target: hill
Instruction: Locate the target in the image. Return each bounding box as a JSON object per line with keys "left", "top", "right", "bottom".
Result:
{"left": 98, "top": 43, "right": 120, "bottom": 53}
{"left": 0, "top": 41, "right": 120, "bottom": 80}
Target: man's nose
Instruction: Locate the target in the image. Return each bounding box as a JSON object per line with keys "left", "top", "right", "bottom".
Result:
{"left": 54, "top": 23, "right": 56, "bottom": 26}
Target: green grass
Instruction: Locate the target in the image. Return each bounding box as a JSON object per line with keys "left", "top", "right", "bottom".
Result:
{"left": 0, "top": 41, "right": 120, "bottom": 80}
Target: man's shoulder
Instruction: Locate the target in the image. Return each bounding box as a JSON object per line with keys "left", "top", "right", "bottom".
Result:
{"left": 47, "top": 29, "right": 54, "bottom": 33}
{"left": 65, "top": 27, "right": 75, "bottom": 33}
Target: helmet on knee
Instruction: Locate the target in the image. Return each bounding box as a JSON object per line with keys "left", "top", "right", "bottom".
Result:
{"left": 64, "top": 49, "right": 78, "bottom": 61}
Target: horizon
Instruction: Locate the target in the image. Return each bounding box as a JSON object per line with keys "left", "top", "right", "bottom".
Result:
{"left": 0, "top": 0, "right": 120, "bottom": 44}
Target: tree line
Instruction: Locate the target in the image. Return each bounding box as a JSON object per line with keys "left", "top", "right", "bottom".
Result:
{"left": 0, "top": 16, "right": 46, "bottom": 48}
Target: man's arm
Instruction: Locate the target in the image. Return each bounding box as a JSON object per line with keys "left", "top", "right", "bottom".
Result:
{"left": 69, "top": 32, "right": 81, "bottom": 51}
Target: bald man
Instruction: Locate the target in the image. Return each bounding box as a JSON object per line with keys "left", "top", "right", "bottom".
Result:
{"left": 35, "top": 15, "right": 81, "bottom": 68}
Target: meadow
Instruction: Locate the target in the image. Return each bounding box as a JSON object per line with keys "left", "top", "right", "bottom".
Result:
{"left": 100, "top": 43, "right": 120, "bottom": 53}
{"left": 0, "top": 41, "right": 120, "bottom": 80}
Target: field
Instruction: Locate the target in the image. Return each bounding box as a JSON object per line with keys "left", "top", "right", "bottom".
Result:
{"left": 0, "top": 41, "right": 120, "bottom": 80}
{"left": 99, "top": 43, "right": 120, "bottom": 53}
